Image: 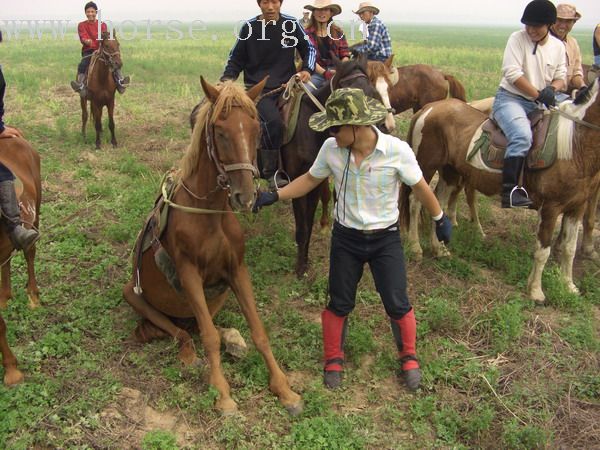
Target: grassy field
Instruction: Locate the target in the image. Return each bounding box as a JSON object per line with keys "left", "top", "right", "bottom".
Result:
{"left": 0, "top": 23, "right": 599, "bottom": 449}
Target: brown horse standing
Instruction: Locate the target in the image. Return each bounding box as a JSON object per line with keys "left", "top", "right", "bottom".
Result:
{"left": 401, "top": 78, "right": 600, "bottom": 303}
{"left": 0, "top": 138, "right": 41, "bottom": 309}
{"left": 122, "top": 78, "right": 302, "bottom": 415}
{"left": 80, "top": 31, "right": 122, "bottom": 149}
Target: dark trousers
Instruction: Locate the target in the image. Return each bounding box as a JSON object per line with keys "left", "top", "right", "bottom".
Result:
{"left": 0, "top": 164, "right": 14, "bottom": 182}
{"left": 327, "top": 222, "right": 412, "bottom": 320}
{"left": 77, "top": 49, "right": 95, "bottom": 75}
{"left": 256, "top": 94, "right": 283, "bottom": 150}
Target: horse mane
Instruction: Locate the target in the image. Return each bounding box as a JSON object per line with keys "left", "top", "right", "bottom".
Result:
{"left": 556, "top": 78, "right": 599, "bottom": 161}
{"left": 367, "top": 61, "right": 391, "bottom": 86}
{"left": 336, "top": 57, "right": 367, "bottom": 81}
{"left": 181, "top": 82, "right": 258, "bottom": 178}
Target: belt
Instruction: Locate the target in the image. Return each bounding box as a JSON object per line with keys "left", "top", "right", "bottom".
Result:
{"left": 334, "top": 221, "right": 399, "bottom": 235}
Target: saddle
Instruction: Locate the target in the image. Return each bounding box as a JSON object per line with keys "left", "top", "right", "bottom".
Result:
{"left": 131, "top": 170, "right": 228, "bottom": 300}
{"left": 468, "top": 110, "right": 560, "bottom": 172}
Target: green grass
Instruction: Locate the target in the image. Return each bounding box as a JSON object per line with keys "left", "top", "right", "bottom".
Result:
{"left": 0, "top": 23, "right": 598, "bottom": 448}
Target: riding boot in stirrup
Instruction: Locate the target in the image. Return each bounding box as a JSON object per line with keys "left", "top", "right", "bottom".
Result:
{"left": 501, "top": 156, "right": 532, "bottom": 208}
{"left": 0, "top": 180, "right": 39, "bottom": 252}
{"left": 114, "top": 70, "right": 130, "bottom": 94}
{"left": 391, "top": 309, "right": 421, "bottom": 391}
{"left": 71, "top": 73, "right": 87, "bottom": 98}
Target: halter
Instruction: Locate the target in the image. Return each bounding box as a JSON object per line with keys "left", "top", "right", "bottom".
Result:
{"left": 97, "top": 41, "right": 121, "bottom": 72}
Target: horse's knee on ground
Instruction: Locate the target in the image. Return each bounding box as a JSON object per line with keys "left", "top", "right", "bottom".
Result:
{"left": 219, "top": 327, "right": 248, "bottom": 359}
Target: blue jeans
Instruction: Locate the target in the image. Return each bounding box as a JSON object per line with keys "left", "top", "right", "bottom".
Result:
{"left": 328, "top": 222, "right": 411, "bottom": 320}
{"left": 492, "top": 88, "right": 541, "bottom": 158}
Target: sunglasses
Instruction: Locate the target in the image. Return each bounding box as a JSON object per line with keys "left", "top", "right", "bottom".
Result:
{"left": 329, "top": 125, "right": 342, "bottom": 135}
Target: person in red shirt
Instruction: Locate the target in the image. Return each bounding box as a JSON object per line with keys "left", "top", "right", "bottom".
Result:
{"left": 70, "top": 2, "right": 129, "bottom": 97}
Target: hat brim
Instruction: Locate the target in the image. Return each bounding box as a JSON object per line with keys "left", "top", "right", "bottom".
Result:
{"left": 556, "top": 13, "right": 581, "bottom": 20}
{"left": 353, "top": 6, "right": 379, "bottom": 15}
{"left": 304, "top": 4, "right": 342, "bottom": 16}
{"left": 308, "top": 97, "right": 389, "bottom": 132}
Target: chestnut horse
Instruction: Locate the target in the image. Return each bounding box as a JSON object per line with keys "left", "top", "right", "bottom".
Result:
{"left": 0, "top": 312, "right": 23, "bottom": 385}
{"left": 122, "top": 78, "right": 302, "bottom": 415}
{"left": 400, "top": 78, "right": 600, "bottom": 303}
{"left": 80, "top": 31, "right": 122, "bottom": 149}
{"left": 282, "top": 55, "right": 382, "bottom": 275}
{"left": 0, "top": 138, "right": 41, "bottom": 309}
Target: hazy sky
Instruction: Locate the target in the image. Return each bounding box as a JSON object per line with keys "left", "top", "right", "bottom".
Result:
{"left": 2, "top": 0, "right": 599, "bottom": 28}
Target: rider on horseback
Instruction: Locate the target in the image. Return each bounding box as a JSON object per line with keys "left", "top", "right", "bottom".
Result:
{"left": 492, "top": 0, "right": 566, "bottom": 208}
{"left": 349, "top": 1, "right": 392, "bottom": 62}
{"left": 70, "top": 2, "right": 130, "bottom": 98}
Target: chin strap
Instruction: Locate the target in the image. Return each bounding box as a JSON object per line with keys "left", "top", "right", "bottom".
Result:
{"left": 532, "top": 30, "right": 549, "bottom": 55}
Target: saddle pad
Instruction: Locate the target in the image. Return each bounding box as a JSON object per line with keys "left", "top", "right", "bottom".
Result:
{"left": 282, "top": 91, "right": 306, "bottom": 146}
{"left": 466, "top": 112, "right": 559, "bottom": 173}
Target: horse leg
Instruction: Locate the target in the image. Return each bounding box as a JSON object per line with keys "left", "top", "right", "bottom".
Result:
{"left": 24, "top": 244, "right": 40, "bottom": 309}
{"left": 208, "top": 291, "right": 248, "bottom": 359}
{"left": 446, "top": 185, "right": 461, "bottom": 226}
{"left": 80, "top": 97, "right": 88, "bottom": 140}
{"left": 319, "top": 180, "right": 331, "bottom": 232}
{"left": 292, "top": 187, "right": 321, "bottom": 277}
{"left": 0, "top": 263, "right": 12, "bottom": 309}
{"left": 465, "top": 185, "right": 484, "bottom": 238}
{"left": 122, "top": 280, "right": 199, "bottom": 366}
{"left": 431, "top": 176, "right": 452, "bottom": 258}
{"left": 108, "top": 98, "right": 117, "bottom": 148}
{"left": 557, "top": 212, "right": 583, "bottom": 295}
{"left": 177, "top": 263, "right": 237, "bottom": 414}
{"left": 527, "top": 206, "right": 560, "bottom": 303}
{"left": 581, "top": 178, "right": 600, "bottom": 259}
{"left": 406, "top": 191, "right": 423, "bottom": 261}
{"left": 229, "top": 264, "right": 302, "bottom": 415}
{"left": 0, "top": 313, "right": 23, "bottom": 386}
{"left": 92, "top": 102, "right": 102, "bottom": 149}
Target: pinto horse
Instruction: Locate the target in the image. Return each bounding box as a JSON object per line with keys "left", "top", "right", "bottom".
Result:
{"left": 282, "top": 54, "right": 382, "bottom": 276}
{"left": 400, "top": 78, "right": 600, "bottom": 303}
{"left": 80, "top": 31, "right": 122, "bottom": 149}
{"left": 122, "top": 78, "right": 302, "bottom": 415}
{"left": 0, "top": 138, "right": 41, "bottom": 309}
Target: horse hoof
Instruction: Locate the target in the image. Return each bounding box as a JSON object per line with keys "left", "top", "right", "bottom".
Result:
{"left": 28, "top": 294, "right": 40, "bottom": 309}
{"left": 285, "top": 400, "right": 304, "bottom": 417}
{"left": 216, "top": 397, "right": 238, "bottom": 415}
{"left": 0, "top": 298, "right": 8, "bottom": 309}
{"left": 529, "top": 289, "right": 546, "bottom": 305}
{"left": 4, "top": 369, "right": 24, "bottom": 386}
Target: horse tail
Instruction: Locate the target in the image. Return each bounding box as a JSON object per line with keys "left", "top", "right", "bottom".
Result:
{"left": 444, "top": 74, "right": 466, "bottom": 102}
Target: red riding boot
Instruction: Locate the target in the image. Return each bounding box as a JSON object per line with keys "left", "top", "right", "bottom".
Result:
{"left": 322, "top": 309, "right": 348, "bottom": 389}
{"left": 390, "top": 308, "right": 421, "bottom": 391}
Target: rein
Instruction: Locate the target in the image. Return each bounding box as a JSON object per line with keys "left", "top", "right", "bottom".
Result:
{"left": 553, "top": 107, "right": 600, "bottom": 132}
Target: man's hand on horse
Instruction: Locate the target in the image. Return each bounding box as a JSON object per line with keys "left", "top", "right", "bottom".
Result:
{"left": 252, "top": 191, "right": 279, "bottom": 213}
{"left": 0, "top": 126, "right": 23, "bottom": 139}
{"left": 434, "top": 213, "right": 452, "bottom": 244}
{"left": 297, "top": 71, "right": 311, "bottom": 83}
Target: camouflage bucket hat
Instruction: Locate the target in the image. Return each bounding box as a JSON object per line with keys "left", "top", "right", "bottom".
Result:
{"left": 309, "top": 88, "right": 388, "bottom": 132}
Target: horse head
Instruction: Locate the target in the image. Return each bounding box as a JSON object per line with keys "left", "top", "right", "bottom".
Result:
{"left": 367, "top": 55, "right": 397, "bottom": 132}
{"left": 99, "top": 30, "right": 122, "bottom": 72}
{"left": 196, "top": 77, "right": 267, "bottom": 212}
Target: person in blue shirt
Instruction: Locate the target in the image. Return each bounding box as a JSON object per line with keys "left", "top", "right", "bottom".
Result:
{"left": 350, "top": 1, "right": 392, "bottom": 62}
{"left": 0, "top": 34, "right": 40, "bottom": 251}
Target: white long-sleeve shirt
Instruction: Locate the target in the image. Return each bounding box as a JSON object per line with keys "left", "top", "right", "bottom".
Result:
{"left": 499, "top": 30, "right": 566, "bottom": 100}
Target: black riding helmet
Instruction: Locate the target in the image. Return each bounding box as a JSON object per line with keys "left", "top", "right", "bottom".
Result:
{"left": 521, "top": 0, "right": 557, "bottom": 26}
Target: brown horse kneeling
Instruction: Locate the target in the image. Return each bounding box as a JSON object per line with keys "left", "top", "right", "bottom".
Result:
{"left": 401, "top": 79, "right": 600, "bottom": 303}
{"left": 0, "top": 138, "right": 41, "bottom": 309}
{"left": 122, "top": 78, "right": 302, "bottom": 415}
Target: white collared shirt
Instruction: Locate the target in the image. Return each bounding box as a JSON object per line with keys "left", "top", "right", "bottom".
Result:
{"left": 309, "top": 127, "right": 423, "bottom": 230}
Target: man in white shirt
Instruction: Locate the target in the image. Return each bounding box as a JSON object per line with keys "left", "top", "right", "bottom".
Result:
{"left": 254, "top": 88, "right": 452, "bottom": 391}
{"left": 492, "top": 0, "right": 566, "bottom": 208}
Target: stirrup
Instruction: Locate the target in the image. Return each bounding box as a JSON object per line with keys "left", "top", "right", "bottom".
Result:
{"left": 510, "top": 186, "right": 532, "bottom": 208}
{"left": 272, "top": 169, "right": 290, "bottom": 190}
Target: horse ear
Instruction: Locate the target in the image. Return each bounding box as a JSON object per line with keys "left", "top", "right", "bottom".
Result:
{"left": 384, "top": 55, "right": 394, "bottom": 68}
{"left": 200, "top": 76, "right": 220, "bottom": 103}
{"left": 247, "top": 76, "right": 268, "bottom": 102}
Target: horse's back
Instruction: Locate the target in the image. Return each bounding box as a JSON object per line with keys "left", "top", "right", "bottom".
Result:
{"left": 0, "top": 138, "right": 41, "bottom": 201}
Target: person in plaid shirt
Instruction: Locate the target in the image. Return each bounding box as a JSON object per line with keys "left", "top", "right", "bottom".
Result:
{"left": 351, "top": 1, "right": 392, "bottom": 62}
{"left": 303, "top": 0, "right": 350, "bottom": 92}
{"left": 254, "top": 88, "right": 452, "bottom": 392}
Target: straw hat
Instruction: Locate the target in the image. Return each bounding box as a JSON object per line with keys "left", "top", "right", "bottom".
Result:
{"left": 304, "top": 0, "right": 342, "bottom": 17}
{"left": 556, "top": 3, "right": 581, "bottom": 21}
{"left": 353, "top": 1, "right": 380, "bottom": 15}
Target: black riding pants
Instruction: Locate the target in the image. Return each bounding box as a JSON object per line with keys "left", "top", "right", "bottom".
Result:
{"left": 78, "top": 49, "right": 95, "bottom": 75}
{"left": 327, "top": 222, "right": 412, "bottom": 320}
{"left": 256, "top": 94, "right": 284, "bottom": 150}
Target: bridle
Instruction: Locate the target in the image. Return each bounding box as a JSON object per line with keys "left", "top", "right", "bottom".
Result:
{"left": 97, "top": 41, "right": 121, "bottom": 72}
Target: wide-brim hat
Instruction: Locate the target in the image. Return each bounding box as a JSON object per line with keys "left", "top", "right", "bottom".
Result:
{"left": 304, "top": 0, "right": 342, "bottom": 17}
{"left": 556, "top": 3, "right": 581, "bottom": 21}
{"left": 353, "top": 1, "right": 380, "bottom": 15}
{"left": 309, "top": 88, "right": 388, "bottom": 132}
